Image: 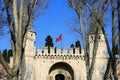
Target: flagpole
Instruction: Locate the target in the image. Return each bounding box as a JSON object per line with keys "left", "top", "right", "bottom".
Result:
{"left": 56, "top": 34, "right": 62, "bottom": 53}
{"left": 61, "top": 38, "right": 62, "bottom": 53}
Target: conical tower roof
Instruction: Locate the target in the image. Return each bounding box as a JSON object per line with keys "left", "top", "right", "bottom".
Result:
{"left": 89, "top": 4, "right": 102, "bottom": 34}
{"left": 27, "top": 20, "right": 34, "bottom": 32}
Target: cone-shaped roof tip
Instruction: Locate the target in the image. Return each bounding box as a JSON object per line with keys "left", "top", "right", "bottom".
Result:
{"left": 27, "top": 21, "right": 34, "bottom": 32}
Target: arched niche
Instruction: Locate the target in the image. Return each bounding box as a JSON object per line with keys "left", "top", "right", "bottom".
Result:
{"left": 49, "top": 62, "right": 74, "bottom": 80}
{"left": 55, "top": 74, "right": 65, "bottom": 80}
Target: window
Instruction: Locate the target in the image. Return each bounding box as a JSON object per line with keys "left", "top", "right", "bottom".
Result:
{"left": 55, "top": 74, "right": 65, "bottom": 80}
{"left": 31, "top": 34, "right": 33, "bottom": 37}
{"left": 91, "top": 36, "right": 94, "bottom": 40}
{"left": 99, "top": 36, "right": 101, "bottom": 40}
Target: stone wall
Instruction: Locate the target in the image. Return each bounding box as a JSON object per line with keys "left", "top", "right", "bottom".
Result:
{"left": 24, "top": 29, "right": 108, "bottom": 80}
{"left": 23, "top": 46, "right": 108, "bottom": 80}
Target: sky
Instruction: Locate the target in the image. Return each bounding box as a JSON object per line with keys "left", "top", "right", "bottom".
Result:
{"left": 0, "top": 0, "right": 113, "bottom": 51}
{"left": 0, "top": 0, "right": 80, "bottom": 51}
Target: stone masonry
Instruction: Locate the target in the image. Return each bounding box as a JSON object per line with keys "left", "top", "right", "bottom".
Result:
{"left": 22, "top": 26, "right": 108, "bottom": 80}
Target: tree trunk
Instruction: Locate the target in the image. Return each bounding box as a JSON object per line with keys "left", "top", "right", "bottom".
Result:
{"left": 20, "top": 52, "right": 26, "bottom": 80}
{"left": 111, "top": 0, "right": 118, "bottom": 79}
{"left": 8, "top": 75, "right": 17, "bottom": 80}
{"left": 104, "top": 59, "right": 111, "bottom": 80}
{"left": 112, "top": 56, "right": 118, "bottom": 80}
{"left": 118, "top": 0, "right": 120, "bottom": 57}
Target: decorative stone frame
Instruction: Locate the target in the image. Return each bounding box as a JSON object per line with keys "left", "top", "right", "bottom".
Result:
{"left": 49, "top": 69, "right": 72, "bottom": 80}
{"left": 48, "top": 62, "right": 74, "bottom": 80}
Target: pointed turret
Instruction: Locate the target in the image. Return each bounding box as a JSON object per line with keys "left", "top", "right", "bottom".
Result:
{"left": 88, "top": 2, "right": 106, "bottom": 58}
{"left": 27, "top": 21, "right": 34, "bottom": 32}
{"left": 25, "top": 21, "right": 36, "bottom": 56}
{"left": 89, "top": 3, "right": 102, "bottom": 34}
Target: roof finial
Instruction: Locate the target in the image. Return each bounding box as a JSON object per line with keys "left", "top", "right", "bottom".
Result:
{"left": 27, "top": 20, "right": 34, "bottom": 32}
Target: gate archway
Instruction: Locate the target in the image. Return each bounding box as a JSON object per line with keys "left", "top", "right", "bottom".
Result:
{"left": 49, "top": 62, "right": 74, "bottom": 80}
{"left": 55, "top": 74, "right": 65, "bottom": 80}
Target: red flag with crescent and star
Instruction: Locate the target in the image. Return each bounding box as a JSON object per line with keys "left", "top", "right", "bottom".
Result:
{"left": 56, "top": 34, "right": 62, "bottom": 42}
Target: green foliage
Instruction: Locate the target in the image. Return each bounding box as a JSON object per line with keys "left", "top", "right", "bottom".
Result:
{"left": 75, "top": 40, "right": 81, "bottom": 53}
{"left": 70, "top": 40, "right": 81, "bottom": 53}
{"left": 70, "top": 44, "right": 75, "bottom": 54}
{"left": 45, "top": 35, "right": 54, "bottom": 53}
{"left": 75, "top": 40, "right": 81, "bottom": 48}
{"left": 70, "top": 44, "right": 74, "bottom": 48}
{"left": 8, "top": 49, "right": 13, "bottom": 57}
{"left": 45, "top": 35, "right": 54, "bottom": 47}
{"left": 3, "top": 49, "right": 8, "bottom": 62}
{"left": 2, "top": 49, "right": 13, "bottom": 63}
{"left": 8, "top": 49, "right": 13, "bottom": 63}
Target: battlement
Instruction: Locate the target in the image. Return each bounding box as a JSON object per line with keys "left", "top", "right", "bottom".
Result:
{"left": 35, "top": 47, "right": 84, "bottom": 59}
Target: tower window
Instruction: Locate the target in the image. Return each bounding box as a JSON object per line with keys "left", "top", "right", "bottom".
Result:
{"left": 99, "top": 36, "right": 101, "bottom": 40}
{"left": 91, "top": 36, "right": 94, "bottom": 40}
{"left": 31, "top": 34, "right": 33, "bottom": 37}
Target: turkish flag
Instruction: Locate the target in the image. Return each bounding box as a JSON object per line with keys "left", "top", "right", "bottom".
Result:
{"left": 56, "top": 34, "right": 62, "bottom": 42}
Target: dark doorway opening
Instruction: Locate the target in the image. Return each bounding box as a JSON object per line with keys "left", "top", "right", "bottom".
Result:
{"left": 55, "top": 74, "right": 65, "bottom": 80}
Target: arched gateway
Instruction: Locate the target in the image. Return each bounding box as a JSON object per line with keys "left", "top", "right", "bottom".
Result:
{"left": 55, "top": 74, "right": 65, "bottom": 80}
{"left": 49, "top": 62, "right": 74, "bottom": 80}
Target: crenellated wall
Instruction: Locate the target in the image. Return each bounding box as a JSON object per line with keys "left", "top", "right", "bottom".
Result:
{"left": 37, "top": 47, "right": 84, "bottom": 57}
{"left": 35, "top": 47, "right": 84, "bottom": 63}
{"left": 33, "top": 47, "right": 87, "bottom": 80}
